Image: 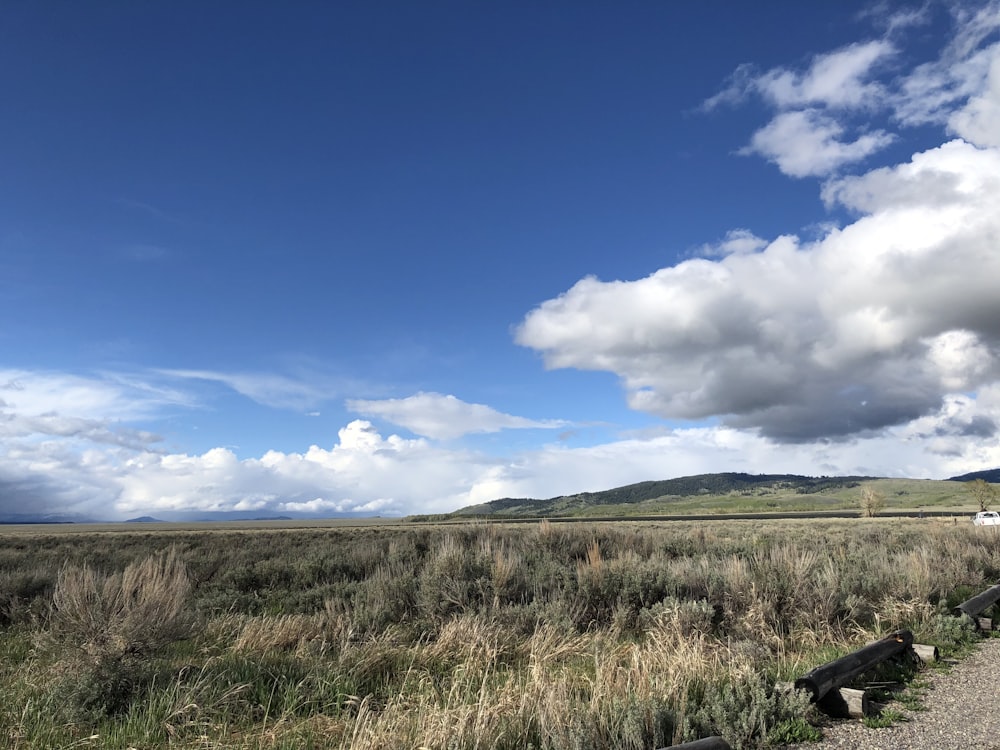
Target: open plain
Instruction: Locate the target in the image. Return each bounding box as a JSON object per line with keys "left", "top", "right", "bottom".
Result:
{"left": 1, "top": 515, "right": 999, "bottom": 748}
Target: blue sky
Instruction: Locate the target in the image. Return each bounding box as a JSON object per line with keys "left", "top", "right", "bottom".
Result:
{"left": 2, "top": 1, "right": 1000, "bottom": 518}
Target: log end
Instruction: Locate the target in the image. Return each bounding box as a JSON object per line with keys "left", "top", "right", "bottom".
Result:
{"left": 793, "top": 677, "right": 819, "bottom": 703}
{"left": 816, "top": 687, "right": 873, "bottom": 719}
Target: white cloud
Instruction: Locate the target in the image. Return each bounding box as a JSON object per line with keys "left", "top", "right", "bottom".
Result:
{"left": 702, "top": 40, "right": 893, "bottom": 112}
{"left": 742, "top": 110, "right": 894, "bottom": 177}
{"left": 115, "top": 420, "right": 498, "bottom": 516}
{"left": 346, "top": 391, "right": 567, "bottom": 440}
{"left": 698, "top": 229, "right": 768, "bottom": 258}
{"left": 516, "top": 7, "right": 1000, "bottom": 436}
{"left": 0, "top": 369, "right": 189, "bottom": 422}
{"left": 3, "top": 5, "right": 1000, "bottom": 521}
{"left": 709, "top": 4, "right": 1000, "bottom": 176}
{"left": 1, "top": 368, "right": 998, "bottom": 520}
{"left": 0, "top": 369, "right": 187, "bottom": 456}
{"left": 160, "top": 368, "right": 333, "bottom": 411}
{"left": 949, "top": 49, "right": 1000, "bottom": 147}
{"left": 881, "top": 3, "right": 1000, "bottom": 146}
{"left": 862, "top": 4, "right": 932, "bottom": 35}
{"left": 755, "top": 41, "right": 895, "bottom": 110}
{"left": 517, "top": 139, "right": 1000, "bottom": 442}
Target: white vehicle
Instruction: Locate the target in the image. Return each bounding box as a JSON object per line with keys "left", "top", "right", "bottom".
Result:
{"left": 973, "top": 511, "right": 1000, "bottom": 526}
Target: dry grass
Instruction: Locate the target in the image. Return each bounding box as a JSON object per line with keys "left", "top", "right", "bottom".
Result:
{"left": 3, "top": 518, "right": 999, "bottom": 748}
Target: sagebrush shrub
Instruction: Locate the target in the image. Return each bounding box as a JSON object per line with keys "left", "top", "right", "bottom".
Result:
{"left": 45, "top": 547, "right": 194, "bottom": 720}
{"left": 50, "top": 545, "right": 192, "bottom": 659}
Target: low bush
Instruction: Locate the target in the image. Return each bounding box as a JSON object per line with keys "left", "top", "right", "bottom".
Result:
{"left": 43, "top": 547, "right": 194, "bottom": 721}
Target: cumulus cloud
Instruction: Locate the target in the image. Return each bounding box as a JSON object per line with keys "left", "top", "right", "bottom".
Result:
{"left": 703, "top": 41, "right": 894, "bottom": 112}
{"left": 517, "top": 6, "right": 1000, "bottom": 439}
{"left": 708, "top": 3, "right": 1000, "bottom": 177}
{"left": 755, "top": 40, "right": 895, "bottom": 109}
{"left": 741, "top": 110, "right": 894, "bottom": 177}
{"left": 346, "top": 392, "right": 567, "bottom": 440}
{"left": 110, "top": 420, "right": 503, "bottom": 517}
{"left": 517, "top": 138, "right": 1000, "bottom": 442}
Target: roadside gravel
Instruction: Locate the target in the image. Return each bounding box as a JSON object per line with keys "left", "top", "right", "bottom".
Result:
{"left": 780, "top": 638, "right": 1000, "bottom": 750}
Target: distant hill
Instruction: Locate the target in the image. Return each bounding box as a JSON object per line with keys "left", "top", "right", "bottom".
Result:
{"left": 455, "top": 472, "right": 876, "bottom": 517}
{"left": 125, "top": 516, "right": 164, "bottom": 523}
{"left": 948, "top": 468, "right": 1000, "bottom": 483}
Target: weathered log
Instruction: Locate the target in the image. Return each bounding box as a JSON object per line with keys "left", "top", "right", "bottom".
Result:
{"left": 816, "top": 686, "right": 872, "bottom": 718}
{"left": 656, "top": 738, "right": 732, "bottom": 750}
{"left": 794, "top": 630, "right": 914, "bottom": 702}
{"left": 979, "top": 617, "right": 994, "bottom": 631}
{"left": 912, "top": 643, "right": 939, "bottom": 663}
{"left": 952, "top": 583, "right": 1000, "bottom": 619}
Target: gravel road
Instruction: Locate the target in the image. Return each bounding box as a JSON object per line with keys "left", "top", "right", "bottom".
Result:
{"left": 780, "top": 638, "right": 1000, "bottom": 750}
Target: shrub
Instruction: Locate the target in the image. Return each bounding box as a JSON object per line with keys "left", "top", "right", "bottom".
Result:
{"left": 45, "top": 547, "right": 194, "bottom": 721}
{"left": 49, "top": 546, "right": 192, "bottom": 658}
{"left": 682, "top": 676, "right": 815, "bottom": 749}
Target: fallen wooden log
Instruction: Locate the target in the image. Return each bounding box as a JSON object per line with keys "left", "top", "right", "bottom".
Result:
{"left": 952, "top": 583, "right": 1000, "bottom": 621}
{"left": 816, "top": 686, "right": 872, "bottom": 718}
{"left": 912, "top": 643, "right": 939, "bottom": 663}
{"left": 794, "top": 630, "right": 913, "bottom": 703}
{"left": 656, "top": 738, "right": 732, "bottom": 750}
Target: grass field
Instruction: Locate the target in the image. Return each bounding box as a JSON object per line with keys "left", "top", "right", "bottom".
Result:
{"left": 1, "top": 516, "right": 997, "bottom": 748}
{"left": 415, "top": 478, "right": 986, "bottom": 521}
{"left": 571, "top": 478, "right": 979, "bottom": 517}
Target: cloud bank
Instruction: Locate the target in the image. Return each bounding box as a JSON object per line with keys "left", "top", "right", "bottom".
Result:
{"left": 1, "top": 368, "right": 999, "bottom": 520}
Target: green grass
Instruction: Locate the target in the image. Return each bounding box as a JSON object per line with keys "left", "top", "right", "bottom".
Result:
{"left": 587, "top": 477, "right": 982, "bottom": 516}
{"left": 1, "top": 518, "right": 998, "bottom": 748}
{"left": 449, "top": 476, "right": 988, "bottom": 519}
{"left": 863, "top": 707, "right": 909, "bottom": 728}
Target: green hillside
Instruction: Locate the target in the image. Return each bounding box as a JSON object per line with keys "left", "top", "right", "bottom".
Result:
{"left": 446, "top": 472, "right": 987, "bottom": 519}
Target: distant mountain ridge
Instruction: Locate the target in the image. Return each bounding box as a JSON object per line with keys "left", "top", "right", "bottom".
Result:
{"left": 948, "top": 468, "right": 1000, "bottom": 483}
{"left": 456, "top": 472, "right": 878, "bottom": 517}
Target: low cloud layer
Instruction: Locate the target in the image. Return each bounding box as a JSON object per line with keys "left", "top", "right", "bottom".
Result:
{"left": 101, "top": 402, "right": 1000, "bottom": 516}
{"left": 2, "top": 387, "right": 999, "bottom": 520}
